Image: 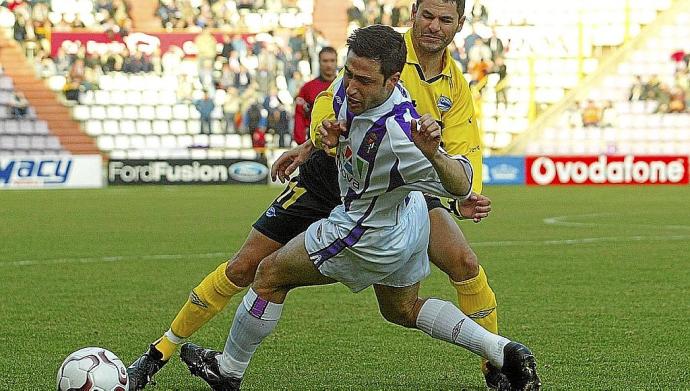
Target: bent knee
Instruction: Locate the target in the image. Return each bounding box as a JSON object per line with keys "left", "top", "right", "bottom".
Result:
{"left": 251, "top": 254, "right": 282, "bottom": 291}
{"left": 225, "top": 253, "right": 262, "bottom": 287}
{"left": 379, "top": 304, "right": 419, "bottom": 328}
{"left": 446, "top": 248, "right": 480, "bottom": 282}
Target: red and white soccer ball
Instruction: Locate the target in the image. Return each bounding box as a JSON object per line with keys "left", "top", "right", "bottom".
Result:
{"left": 57, "top": 347, "right": 129, "bottom": 391}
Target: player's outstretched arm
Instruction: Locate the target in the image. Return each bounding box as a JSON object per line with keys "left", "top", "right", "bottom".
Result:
{"left": 412, "top": 115, "right": 472, "bottom": 198}
{"left": 271, "top": 141, "right": 315, "bottom": 183}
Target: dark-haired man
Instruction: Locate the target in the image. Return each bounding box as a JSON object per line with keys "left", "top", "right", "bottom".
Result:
{"left": 179, "top": 24, "right": 536, "bottom": 391}
{"left": 293, "top": 46, "right": 338, "bottom": 144}
{"left": 127, "top": 1, "right": 540, "bottom": 390}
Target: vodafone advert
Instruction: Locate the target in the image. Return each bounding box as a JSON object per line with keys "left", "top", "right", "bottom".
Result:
{"left": 526, "top": 155, "right": 689, "bottom": 185}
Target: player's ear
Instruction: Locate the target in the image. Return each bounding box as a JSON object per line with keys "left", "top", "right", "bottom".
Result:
{"left": 457, "top": 15, "right": 466, "bottom": 33}
{"left": 386, "top": 72, "right": 401, "bottom": 88}
{"left": 411, "top": 2, "right": 418, "bottom": 17}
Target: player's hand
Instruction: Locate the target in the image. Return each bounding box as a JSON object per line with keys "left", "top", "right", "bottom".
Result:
{"left": 271, "top": 141, "right": 314, "bottom": 183}
{"left": 318, "top": 119, "right": 345, "bottom": 149}
{"left": 411, "top": 114, "right": 441, "bottom": 159}
{"left": 458, "top": 192, "right": 492, "bottom": 223}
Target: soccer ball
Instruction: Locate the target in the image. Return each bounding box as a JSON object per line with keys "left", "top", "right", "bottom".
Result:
{"left": 57, "top": 347, "right": 129, "bottom": 391}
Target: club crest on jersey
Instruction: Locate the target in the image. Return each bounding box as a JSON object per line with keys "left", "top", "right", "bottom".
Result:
{"left": 437, "top": 96, "right": 452, "bottom": 112}
{"left": 363, "top": 132, "right": 379, "bottom": 156}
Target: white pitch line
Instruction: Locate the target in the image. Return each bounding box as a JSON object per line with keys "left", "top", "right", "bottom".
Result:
{"left": 470, "top": 235, "right": 690, "bottom": 247}
{"left": 3, "top": 234, "right": 690, "bottom": 268}
{"left": 543, "top": 214, "right": 690, "bottom": 230}
{"left": 1, "top": 252, "right": 228, "bottom": 267}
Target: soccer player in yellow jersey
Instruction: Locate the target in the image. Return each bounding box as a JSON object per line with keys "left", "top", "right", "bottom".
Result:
{"left": 128, "top": 1, "right": 540, "bottom": 390}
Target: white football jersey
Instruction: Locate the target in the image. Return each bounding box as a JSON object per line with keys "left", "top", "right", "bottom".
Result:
{"left": 329, "top": 77, "right": 473, "bottom": 228}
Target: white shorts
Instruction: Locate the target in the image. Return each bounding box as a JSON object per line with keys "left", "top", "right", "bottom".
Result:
{"left": 304, "top": 192, "right": 430, "bottom": 292}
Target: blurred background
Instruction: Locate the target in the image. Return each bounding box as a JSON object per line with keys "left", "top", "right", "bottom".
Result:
{"left": 0, "top": 0, "right": 689, "bottom": 186}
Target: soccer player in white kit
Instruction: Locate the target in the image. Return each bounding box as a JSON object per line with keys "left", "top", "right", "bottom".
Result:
{"left": 180, "top": 25, "right": 540, "bottom": 391}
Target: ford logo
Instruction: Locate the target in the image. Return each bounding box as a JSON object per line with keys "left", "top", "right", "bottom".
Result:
{"left": 228, "top": 162, "right": 268, "bottom": 183}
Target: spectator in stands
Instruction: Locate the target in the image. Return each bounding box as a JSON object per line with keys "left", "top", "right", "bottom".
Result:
{"left": 287, "top": 70, "right": 304, "bottom": 97}
{"left": 232, "top": 34, "right": 248, "bottom": 57}
{"left": 262, "top": 88, "right": 283, "bottom": 112}
{"left": 234, "top": 65, "right": 252, "bottom": 92}
{"left": 486, "top": 27, "right": 504, "bottom": 61}
{"left": 582, "top": 100, "right": 601, "bottom": 127}
{"left": 669, "top": 87, "right": 686, "bottom": 113}
{"left": 347, "top": 1, "right": 365, "bottom": 26}
{"left": 468, "top": 39, "right": 493, "bottom": 65}
{"left": 220, "top": 34, "right": 234, "bottom": 60}
{"left": 36, "top": 53, "right": 57, "bottom": 78}
{"left": 194, "top": 91, "right": 215, "bottom": 134}
{"left": 72, "top": 14, "right": 86, "bottom": 29}
{"left": 195, "top": 27, "right": 218, "bottom": 69}
{"left": 267, "top": 105, "right": 290, "bottom": 148}
{"left": 216, "top": 62, "right": 234, "bottom": 90}
{"left": 628, "top": 75, "right": 645, "bottom": 101}
{"left": 156, "top": 0, "right": 177, "bottom": 28}
{"left": 654, "top": 83, "right": 671, "bottom": 113}
{"left": 122, "top": 50, "right": 153, "bottom": 73}
{"left": 244, "top": 99, "right": 266, "bottom": 136}
{"left": 450, "top": 42, "right": 469, "bottom": 72}
{"left": 63, "top": 78, "right": 80, "bottom": 102}
{"left": 68, "top": 58, "right": 86, "bottom": 82}
{"left": 293, "top": 46, "right": 337, "bottom": 144}
{"left": 600, "top": 101, "right": 616, "bottom": 128}
{"left": 464, "top": 23, "right": 482, "bottom": 55}
{"left": 223, "top": 87, "right": 241, "bottom": 133}
{"left": 252, "top": 126, "right": 267, "bottom": 157}
{"left": 493, "top": 56, "right": 508, "bottom": 109}
{"left": 12, "top": 13, "right": 28, "bottom": 43}
{"left": 10, "top": 92, "right": 29, "bottom": 118}
{"left": 644, "top": 75, "right": 661, "bottom": 100}
{"left": 101, "top": 49, "right": 124, "bottom": 73}
{"left": 470, "top": 0, "right": 488, "bottom": 24}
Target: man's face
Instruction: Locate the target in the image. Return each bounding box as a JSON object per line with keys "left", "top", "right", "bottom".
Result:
{"left": 319, "top": 51, "right": 338, "bottom": 79}
{"left": 412, "top": 0, "right": 464, "bottom": 54}
{"left": 343, "top": 51, "right": 399, "bottom": 115}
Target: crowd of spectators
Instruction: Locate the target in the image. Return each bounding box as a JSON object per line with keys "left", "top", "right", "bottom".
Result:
{"left": 563, "top": 100, "right": 617, "bottom": 129}
{"left": 624, "top": 50, "right": 690, "bottom": 114}
{"left": 628, "top": 73, "right": 689, "bottom": 114}
{"left": 154, "top": 0, "right": 310, "bottom": 31}
{"left": 3, "top": 0, "right": 511, "bottom": 149}
{"left": 563, "top": 51, "right": 690, "bottom": 129}
{"left": 3, "top": 0, "right": 329, "bottom": 149}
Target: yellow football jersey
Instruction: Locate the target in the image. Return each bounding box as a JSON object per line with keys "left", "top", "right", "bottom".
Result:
{"left": 310, "top": 29, "right": 482, "bottom": 194}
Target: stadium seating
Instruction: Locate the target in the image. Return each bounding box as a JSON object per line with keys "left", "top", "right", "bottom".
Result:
{"left": 71, "top": 72, "right": 260, "bottom": 159}
{"left": 0, "top": 73, "right": 65, "bottom": 156}
{"left": 476, "top": 0, "right": 674, "bottom": 154}
{"left": 527, "top": 6, "right": 690, "bottom": 155}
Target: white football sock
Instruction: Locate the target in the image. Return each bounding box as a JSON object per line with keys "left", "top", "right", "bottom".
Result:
{"left": 218, "top": 288, "right": 283, "bottom": 378}
{"left": 416, "top": 298, "right": 509, "bottom": 368}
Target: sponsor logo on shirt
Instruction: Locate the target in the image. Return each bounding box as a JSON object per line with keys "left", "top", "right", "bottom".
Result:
{"left": 437, "top": 95, "right": 452, "bottom": 112}
{"left": 338, "top": 144, "right": 361, "bottom": 189}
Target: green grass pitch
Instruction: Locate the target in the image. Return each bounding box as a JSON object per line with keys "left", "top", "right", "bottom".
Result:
{"left": 1, "top": 185, "right": 689, "bottom": 390}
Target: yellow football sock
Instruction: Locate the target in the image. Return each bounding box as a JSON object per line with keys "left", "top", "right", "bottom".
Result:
{"left": 451, "top": 265, "right": 498, "bottom": 334}
{"left": 152, "top": 334, "right": 179, "bottom": 362}
{"left": 451, "top": 265, "right": 499, "bottom": 374}
{"left": 154, "top": 262, "right": 244, "bottom": 360}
